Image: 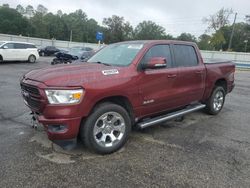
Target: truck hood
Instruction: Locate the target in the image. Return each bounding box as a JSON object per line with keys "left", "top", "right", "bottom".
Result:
{"left": 23, "top": 63, "right": 123, "bottom": 87}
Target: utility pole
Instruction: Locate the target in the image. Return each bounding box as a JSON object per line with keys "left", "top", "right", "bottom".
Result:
{"left": 228, "top": 12, "right": 237, "bottom": 51}
{"left": 244, "top": 40, "right": 248, "bottom": 52}
{"left": 70, "top": 30, "right": 72, "bottom": 42}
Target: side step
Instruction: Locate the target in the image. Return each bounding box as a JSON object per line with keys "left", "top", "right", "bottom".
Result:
{"left": 137, "top": 104, "right": 206, "bottom": 129}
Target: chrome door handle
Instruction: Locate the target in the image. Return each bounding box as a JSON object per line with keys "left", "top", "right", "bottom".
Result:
{"left": 195, "top": 71, "right": 203, "bottom": 74}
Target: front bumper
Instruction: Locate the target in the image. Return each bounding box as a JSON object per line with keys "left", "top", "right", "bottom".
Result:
{"left": 38, "top": 115, "right": 82, "bottom": 140}
{"left": 20, "top": 79, "right": 84, "bottom": 143}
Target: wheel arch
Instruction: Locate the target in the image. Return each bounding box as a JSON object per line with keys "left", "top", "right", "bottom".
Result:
{"left": 87, "top": 95, "right": 135, "bottom": 125}
{"left": 28, "top": 54, "right": 37, "bottom": 59}
{"left": 202, "top": 78, "right": 228, "bottom": 103}
{"left": 214, "top": 78, "right": 227, "bottom": 93}
{"left": 0, "top": 54, "right": 3, "bottom": 61}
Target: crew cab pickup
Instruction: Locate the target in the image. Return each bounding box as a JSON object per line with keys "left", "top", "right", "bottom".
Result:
{"left": 20, "top": 40, "right": 235, "bottom": 154}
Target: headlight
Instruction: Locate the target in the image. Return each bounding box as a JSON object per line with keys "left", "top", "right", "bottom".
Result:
{"left": 45, "top": 89, "right": 84, "bottom": 104}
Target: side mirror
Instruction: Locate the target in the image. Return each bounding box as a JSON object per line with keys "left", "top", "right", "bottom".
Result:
{"left": 144, "top": 57, "right": 167, "bottom": 69}
{"left": 3, "top": 45, "right": 8, "bottom": 49}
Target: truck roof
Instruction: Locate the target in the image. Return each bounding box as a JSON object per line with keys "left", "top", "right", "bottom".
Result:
{"left": 115, "top": 40, "right": 197, "bottom": 46}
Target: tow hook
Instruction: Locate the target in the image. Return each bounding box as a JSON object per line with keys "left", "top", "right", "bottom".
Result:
{"left": 30, "top": 112, "right": 38, "bottom": 129}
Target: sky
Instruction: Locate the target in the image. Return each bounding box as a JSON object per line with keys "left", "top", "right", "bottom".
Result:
{"left": 2, "top": 0, "right": 249, "bottom": 37}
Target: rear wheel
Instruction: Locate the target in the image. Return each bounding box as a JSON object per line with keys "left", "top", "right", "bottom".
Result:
{"left": 80, "top": 103, "right": 131, "bottom": 154}
{"left": 28, "top": 55, "right": 36, "bottom": 63}
{"left": 205, "top": 86, "right": 225, "bottom": 115}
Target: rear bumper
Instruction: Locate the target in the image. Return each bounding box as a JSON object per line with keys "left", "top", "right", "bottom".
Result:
{"left": 37, "top": 115, "right": 82, "bottom": 140}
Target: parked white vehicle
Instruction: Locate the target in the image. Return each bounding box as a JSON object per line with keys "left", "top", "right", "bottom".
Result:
{"left": 0, "top": 41, "right": 39, "bottom": 63}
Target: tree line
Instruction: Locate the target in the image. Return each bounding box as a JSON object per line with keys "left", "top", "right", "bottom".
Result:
{"left": 0, "top": 4, "right": 249, "bottom": 52}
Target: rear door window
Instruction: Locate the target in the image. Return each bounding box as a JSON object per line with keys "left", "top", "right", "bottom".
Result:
{"left": 173, "top": 45, "right": 198, "bottom": 67}
{"left": 141, "top": 45, "right": 173, "bottom": 68}
{"left": 14, "top": 43, "right": 27, "bottom": 49}
{"left": 26, "top": 44, "right": 36, "bottom": 48}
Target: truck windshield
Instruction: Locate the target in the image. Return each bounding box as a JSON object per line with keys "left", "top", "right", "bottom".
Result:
{"left": 87, "top": 43, "right": 144, "bottom": 66}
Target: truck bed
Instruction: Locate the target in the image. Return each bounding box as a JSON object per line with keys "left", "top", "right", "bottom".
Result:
{"left": 203, "top": 58, "right": 233, "bottom": 64}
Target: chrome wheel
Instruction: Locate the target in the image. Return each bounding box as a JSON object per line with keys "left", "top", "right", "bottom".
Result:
{"left": 93, "top": 112, "right": 126, "bottom": 148}
{"left": 213, "top": 90, "right": 224, "bottom": 111}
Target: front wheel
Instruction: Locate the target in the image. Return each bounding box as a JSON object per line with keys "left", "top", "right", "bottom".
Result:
{"left": 205, "top": 86, "right": 225, "bottom": 115}
{"left": 80, "top": 103, "right": 131, "bottom": 154}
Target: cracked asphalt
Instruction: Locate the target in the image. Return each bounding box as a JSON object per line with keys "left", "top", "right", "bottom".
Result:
{"left": 0, "top": 58, "right": 250, "bottom": 187}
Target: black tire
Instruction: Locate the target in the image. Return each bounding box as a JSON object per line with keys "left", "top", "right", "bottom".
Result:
{"left": 28, "top": 55, "right": 36, "bottom": 63}
{"left": 80, "top": 102, "right": 131, "bottom": 154}
{"left": 51, "top": 58, "right": 59, "bottom": 65}
{"left": 65, "top": 60, "right": 72, "bottom": 64}
{"left": 205, "top": 86, "right": 225, "bottom": 115}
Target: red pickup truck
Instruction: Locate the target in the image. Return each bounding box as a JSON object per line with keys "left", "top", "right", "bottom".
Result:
{"left": 20, "top": 40, "right": 235, "bottom": 154}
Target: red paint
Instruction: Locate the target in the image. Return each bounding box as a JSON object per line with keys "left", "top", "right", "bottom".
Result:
{"left": 20, "top": 40, "right": 235, "bottom": 141}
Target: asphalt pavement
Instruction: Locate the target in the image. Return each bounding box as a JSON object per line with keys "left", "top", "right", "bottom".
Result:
{"left": 0, "top": 57, "right": 250, "bottom": 187}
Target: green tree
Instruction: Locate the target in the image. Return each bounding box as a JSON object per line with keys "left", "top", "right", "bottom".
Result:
{"left": 203, "top": 8, "right": 233, "bottom": 50}
{"left": 62, "top": 10, "right": 89, "bottom": 42}
{"left": 85, "top": 18, "right": 102, "bottom": 43}
{"left": 2, "top": 4, "right": 9, "bottom": 8}
{"left": 134, "top": 20, "right": 166, "bottom": 40}
{"left": 177, "top": 33, "right": 197, "bottom": 42}
{"left": 29, "top": 12, "right": 49, "bottom": 38}
{"left": 0, "top": 6, "right": 32, "bottom": 35}
{"left": 16, "top": 4, "right": 25, "bottom": 15}
{"left": 210, "top": 30, "right": 226, "bottom": 50}
{"left": 36, "top": 4, "right": 48, "bottom": 15}
{"left": 102, "top": 15, "right": 133, "bottom": 43}
{"left": 25, "top": 5, "right": 35, "bottom": 18}
{"left": 198, "top": 34, "right": 213, "bottom": 50}
{"left": 57, "top": 10, "right": 63, "bottom": 17}
{"left": 220, "top": 23, "right": 250, "bottom": 52}
{"left": 163, "top": 34, "right": 174, "bottom": 40}
{"left": 44, "top": 13, "right": 69, "bottom": 40}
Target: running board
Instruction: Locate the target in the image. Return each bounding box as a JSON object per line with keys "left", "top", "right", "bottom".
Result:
{"left": 137, "top": 104, "right": 206, "bottom": 129}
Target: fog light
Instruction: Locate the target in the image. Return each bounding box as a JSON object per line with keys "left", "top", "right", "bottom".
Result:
{"left": 48, "top": 124, "right": 68, "bottom": 133}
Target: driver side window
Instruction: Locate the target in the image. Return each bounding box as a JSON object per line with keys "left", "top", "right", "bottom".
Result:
{"left": 141, "top": 45, "right": 172, "bottom": 68}
{"left": 3, "top": 43, "right": 14, "bottom": 49}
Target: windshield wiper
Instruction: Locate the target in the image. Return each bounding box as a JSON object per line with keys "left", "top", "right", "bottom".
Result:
{"left": 91, "top": 61, "right": 111, "bottom": 66}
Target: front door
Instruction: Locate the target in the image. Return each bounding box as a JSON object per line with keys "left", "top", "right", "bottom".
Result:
{"left": 137, "top": 44, "right": 179, "bottom": 117}
{"left": 2, "top": 43, "right": 16, "bottom": 61}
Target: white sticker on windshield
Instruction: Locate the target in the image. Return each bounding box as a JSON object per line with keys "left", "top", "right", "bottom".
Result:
{"left": 127, "top": 44, "right": 143, "bottom": 50}
{"left": 102, "top": 69, "right": 119, "bottom": 75}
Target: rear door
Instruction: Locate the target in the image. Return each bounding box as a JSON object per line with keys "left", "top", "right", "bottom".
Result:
{"left": 137, "top": 44, "right": 179, "bottom": 116}
{"left": 14, "top": 43, "right": 27, "bottom": 60}
{"left": 172, "top": 44, "right": 206, "bottom": 105}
